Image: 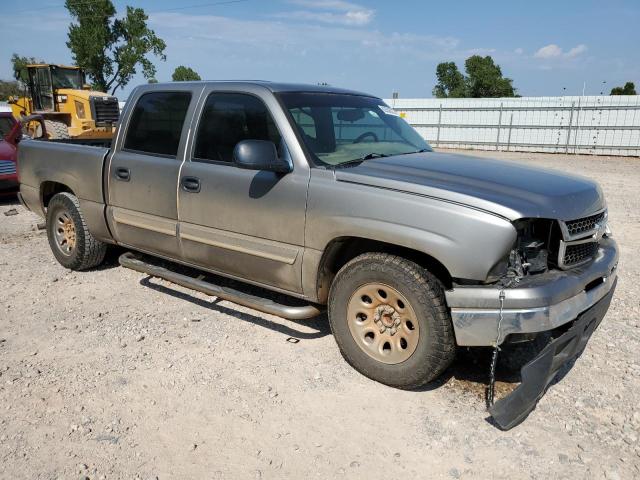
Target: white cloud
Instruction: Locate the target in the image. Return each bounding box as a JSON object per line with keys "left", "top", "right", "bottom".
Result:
{"left": 273, "top": 9, "right": 373, "bottom": 26}
{"left": 288, "top": 0, "right": 367, "bottom": 10}
{"left": 534, "top": 43, "right": 588, "bottom": 59}
{"left": 149, "top": 12, "right": 457, "bottom": 55}
{"left": 141, "top": 11, "right": 462, "bottom": 96}
{"left": 514, "top": 47, "right": 524, "bottom": 55}
{"left": 277, "top": 0, "right": 374, "bottom": 26}
{"left": 534, "top": 44, "right": 563, "bottom": 58}
{"left": 566, "top": 44, "right": 588, "bottom": 58}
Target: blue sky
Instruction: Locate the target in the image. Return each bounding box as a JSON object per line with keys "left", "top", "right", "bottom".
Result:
{"left": 0, "top": 0, "right": 638, "bottom": 100}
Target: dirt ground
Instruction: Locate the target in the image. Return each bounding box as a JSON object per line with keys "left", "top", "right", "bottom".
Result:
{"left": 1, "top": 150, "right": 639, "bottom": 480}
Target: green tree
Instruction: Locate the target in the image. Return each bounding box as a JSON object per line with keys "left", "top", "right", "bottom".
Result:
{"left": 432, "top": 55, "right": 516, "bottom": 98}
{"left": 65, "top": 0, "right": 166, "bottom": 95}
{"left": 432, "top": 61, "right": 466, "bottom": 98}
{"left": 464, "top": 55, "right": 515, "bottom": 98}
{"left": 172, "top": 66, "right": 201, "bottom": 82}
{"left": 610, "top": 82, "right": 637, "bottom": 95}
{"left": 0, "top": 80, "right": 22, "bottom": 100}
{"left": 11, "top": 54, "right": 44, "bottom": 86}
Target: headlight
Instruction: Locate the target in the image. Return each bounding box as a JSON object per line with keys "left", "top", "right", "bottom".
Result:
{"left": 75, "top": 100, "right": 86, "bottom": 119}
{"left": 604, "top": 222, "right": 612, "bottom": 237}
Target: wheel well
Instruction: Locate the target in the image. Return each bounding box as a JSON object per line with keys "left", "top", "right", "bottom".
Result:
{"left": 316, "top": 237, "right": 453, "bottom": 303}
{"left": 41, "top": 182, "right": 73, "bottom": 209}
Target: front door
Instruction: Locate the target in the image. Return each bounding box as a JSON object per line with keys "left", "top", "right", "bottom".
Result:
{"left": 31, "top": 67, "right": 54, "bottom": 111}
{"left": 107, "top": 87, "right": 200, "bottom": 257}
{"left": 177, "top": 90, "right": 309, "bottom": 294}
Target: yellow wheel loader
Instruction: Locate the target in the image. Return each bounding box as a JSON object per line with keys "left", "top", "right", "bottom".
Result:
{"left": 8, "top": 64, "right": 119, "bottom": 142}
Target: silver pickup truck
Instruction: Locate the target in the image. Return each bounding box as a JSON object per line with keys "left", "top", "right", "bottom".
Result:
{"left": 18, "top": 81, "right": 618, "bottom": 429}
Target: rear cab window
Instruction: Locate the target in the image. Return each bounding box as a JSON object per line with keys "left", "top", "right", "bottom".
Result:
{"left": 124, "top": 91, "right": 192, "bottom": 157}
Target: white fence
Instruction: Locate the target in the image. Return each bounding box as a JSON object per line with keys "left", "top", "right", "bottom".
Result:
{"left": 386, "top": 95, "right": 640, "bottom": 157}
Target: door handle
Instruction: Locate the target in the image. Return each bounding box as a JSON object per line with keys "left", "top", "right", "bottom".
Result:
{"left": 181, "top": 176, "right": 201, "bottom": 193}
{"left": 115, "top": 167, "right": 130, "bottom": 181}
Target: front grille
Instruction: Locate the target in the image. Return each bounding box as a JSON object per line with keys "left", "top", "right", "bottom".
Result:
{"left": 0, "top": 160, "right": 16, "bottom": 176}
{"left": 91, "top": 96, "right": 120, "bottom": 125}
{"left": 564, "top": 211, "right": 606, "bottom": 237}
{"left": 562, "top": 241, "right": 599, "bottom": 268}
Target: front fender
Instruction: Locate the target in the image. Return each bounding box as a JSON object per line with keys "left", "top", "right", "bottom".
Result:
{"left": 305, "top": 169, "right": 517, "bottom": 282}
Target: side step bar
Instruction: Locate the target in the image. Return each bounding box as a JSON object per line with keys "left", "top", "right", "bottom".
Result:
{"left": 119, "top": 252, "right": 325, "bottom": 320}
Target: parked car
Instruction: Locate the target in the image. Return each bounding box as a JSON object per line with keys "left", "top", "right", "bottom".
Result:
{"left": 16, "top": 82, "right": 618, "bottom": 429}
{"left": 0, "top": 112, "right": 20, "bottom": 194}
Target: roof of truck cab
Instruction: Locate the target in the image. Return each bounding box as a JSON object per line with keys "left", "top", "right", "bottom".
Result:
{"left": 27, "top": 64, "right": 81, "bottom": 69}
{"left": 144, "top": 81, "right": 376, "bottom": 98}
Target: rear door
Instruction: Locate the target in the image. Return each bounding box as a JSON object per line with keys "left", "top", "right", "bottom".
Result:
{"left": 106, "top": 86, "right": 202, "bottom": 257}
{"left": 177, "top": 87, "right": 310, "bottom": 293}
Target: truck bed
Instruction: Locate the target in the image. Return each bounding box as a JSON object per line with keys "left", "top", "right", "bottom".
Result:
{"left": 18, "top": 139, "right": 110, "bottom": 207}
{"left": 47, "top": 138, "right": 113, "bottom": 148}
{"left": 17, "top": 138, "right": 113, "bottom": 249}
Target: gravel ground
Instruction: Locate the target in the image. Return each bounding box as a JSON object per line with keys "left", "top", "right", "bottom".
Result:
{"left": 0, "top": 150, "right": 639, "bottom": 480}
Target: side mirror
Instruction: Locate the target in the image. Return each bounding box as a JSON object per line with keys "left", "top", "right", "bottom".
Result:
{"left": 233, "top": 140, "right": 291, "bottom": 173}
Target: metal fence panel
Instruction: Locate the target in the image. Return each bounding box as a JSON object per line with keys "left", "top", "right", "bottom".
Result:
{"left": 386, "top": 95, "right": 640, "bottom": 156}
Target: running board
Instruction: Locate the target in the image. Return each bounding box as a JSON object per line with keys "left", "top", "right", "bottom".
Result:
{"left": 119, "top": 252, "right": 324, "bottom": 320}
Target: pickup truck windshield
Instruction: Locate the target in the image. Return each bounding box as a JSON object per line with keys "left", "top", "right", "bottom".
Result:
{"left": 279, "top": 92, "right": 431, "bottom": 166}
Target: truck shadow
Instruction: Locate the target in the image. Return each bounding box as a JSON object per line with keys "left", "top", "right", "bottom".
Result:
{"left": 122, "top": 252, "right": 581, "bottom": 402}
{"left": 96, "top": 246, "right": 130, "bottom": 270}
{"left": 0, "top": 194, "right": 18, "bottom": 206}
{"left": 138, "top": 276, "right": 331, "bottom": 340}
{"left": 415, "top": 340, "right": 579, "bottom": 405}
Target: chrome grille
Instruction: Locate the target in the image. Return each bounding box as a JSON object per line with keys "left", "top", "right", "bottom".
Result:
{"left": 556, "top": 210, "right": 607, "bottom": 269}
{"left": 563, "top": 241, "right": 599, "bottom": 267}
{"left": 0, "top": 160, "right": 16, "bottom": 175}
{"left": 564, "top": 211, "right": 606, "bottom": 238}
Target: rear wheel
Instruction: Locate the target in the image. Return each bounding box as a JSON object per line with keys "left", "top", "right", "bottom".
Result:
{"left": 328, "top": 253, "right": 456, "bottom": 389}
{"left": 46, "top": 192, "right": 107, "bottom": 270}
{"left": 44, "top": 120, "right": 70, "bottom": 140}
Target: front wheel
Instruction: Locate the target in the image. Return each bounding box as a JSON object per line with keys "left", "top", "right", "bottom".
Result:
{"left": 46, "top": 192, "right": 107, "bottom": 270}
{"left": 43, "top": 119, "right": 70, "bottom": 140}
{"left": 328, "top": 253, "right": 456, "bottom": 389}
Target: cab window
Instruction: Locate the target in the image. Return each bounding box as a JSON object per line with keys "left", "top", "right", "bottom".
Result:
{"left": 124, "top": 91, "right": 191, "bottom": 157}
{"left": 193, "top": 93, "right": 282, "bottom": 163}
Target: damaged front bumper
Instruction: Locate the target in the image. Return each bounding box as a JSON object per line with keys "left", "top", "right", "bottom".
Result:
{"left": 444, "top": 237, "right": 618, "bottom": 430}
{"left": 445, "top": 237, "right": 618, "bottom": 347}
{"left": 489, "top": 283, "right": 616, "bottom": 429}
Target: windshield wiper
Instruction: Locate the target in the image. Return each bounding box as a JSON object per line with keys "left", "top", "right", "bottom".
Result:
{"left": 395, "top": 148, "right": 432, "bottom": 156}
{"left": 334, "top": 152, "right": 390, "bottom": 168}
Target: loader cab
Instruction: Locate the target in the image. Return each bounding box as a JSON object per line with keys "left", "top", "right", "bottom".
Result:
{"left": 27, "top": 64, "right": 85, "bottom": 112}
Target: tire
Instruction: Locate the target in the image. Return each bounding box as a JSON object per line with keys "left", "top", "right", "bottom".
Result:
{"left": 328, "top": 253, "right": 456, "bottom": 389}
{"left": 44, "top": 120, "right": 70, "bottom": 140}
{"left": 46, "top": 192, "right": 107, "bottom": 270}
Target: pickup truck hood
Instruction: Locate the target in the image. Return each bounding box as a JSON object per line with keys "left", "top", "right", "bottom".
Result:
{"left": 334, "top": 151, "right": 605, "bottom": 221}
